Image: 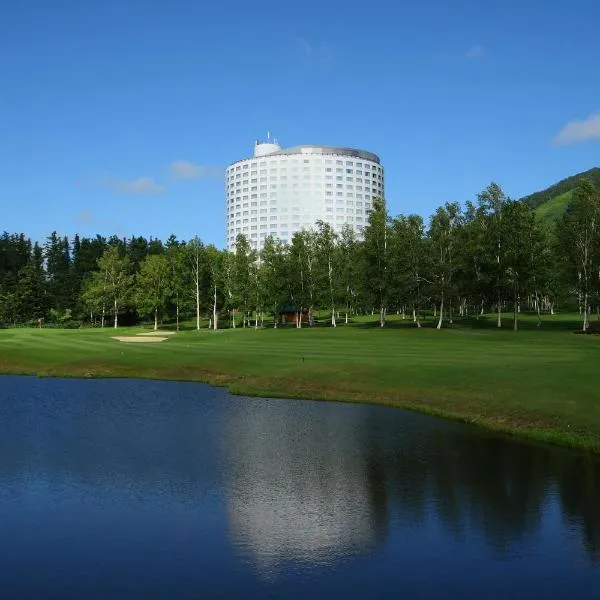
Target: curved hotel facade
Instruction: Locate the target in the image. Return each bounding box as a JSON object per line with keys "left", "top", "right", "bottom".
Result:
{"left": 225, "top": 139, "right": 384, "bottom": 251}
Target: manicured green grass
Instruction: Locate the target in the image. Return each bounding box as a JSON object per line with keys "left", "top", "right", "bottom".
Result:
{"left": 1, "top": 313, "right": 599, "bottom": 451}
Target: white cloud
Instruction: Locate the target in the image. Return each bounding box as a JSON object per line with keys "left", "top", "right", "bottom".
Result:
{"left": 107, "top": 177, "right": 165, "bottom": 195}
{"left": 555, "top": 113, "right": 600, "bottom": 145}
{"left": 293, "top": 36, "right": 334, "bottom": 68}
{"left": 169, "top": 161, "right": 224, "bottom": 180}
{"left": 466, "top": 45, "right": 485, "bottom": 60}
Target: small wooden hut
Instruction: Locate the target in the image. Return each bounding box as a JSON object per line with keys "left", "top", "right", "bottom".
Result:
{"left": 278, "top": 303, "right": 309, "bottom": 326}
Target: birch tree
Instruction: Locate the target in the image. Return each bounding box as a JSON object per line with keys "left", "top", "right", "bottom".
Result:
{"left": 94, "top": 245, "right": 133, "bottom": 328}
{"left": 478, "top": 183, "right": 507, "bottom": 327}
{"left": 186, "top": 237, "right": 206, "bottom": 331}
{"left": 428, "top": 203, "right": 460, "bottom": 329}
{"left": 362, "top": 198, "right": 388, "bottom": 327}
{"left": 206, "top": 245, "right": 223, "bottom": 330}
{"left": 339, "top": 224, "right": 360, "bottom": 324}
{"left": 557, "top": 180, "right": 600, "bottom": 331}
{"left": 501, "top": 201, "right": 536, "bottom": 331}
{"left": 233, "top": 234, "right": 254, "bottom": 328}
{"left": 260, "top": 236, "right": 286, "bottom": 327}
{"left": 288, "top": 231, "right": 311, "bottom": 327}
{"left": 135, "top": 254, "right": 171, "bottom": 331}
{"left": 166, "top": 237, "right": 189, "bottom": 332}
{"left": 315, "top": 221, "right": 339, "bottom": 326}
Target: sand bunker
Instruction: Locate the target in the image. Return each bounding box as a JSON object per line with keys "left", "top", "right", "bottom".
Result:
{"left": 137, "top": 331, "right": 176, "bottom": 336}
{"left": 112, "top": 336, "right": 168, "bottom": 343}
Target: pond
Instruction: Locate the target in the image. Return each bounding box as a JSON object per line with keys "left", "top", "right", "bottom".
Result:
{"left": 0, "top": 376, "right": 599, "bottom": 598}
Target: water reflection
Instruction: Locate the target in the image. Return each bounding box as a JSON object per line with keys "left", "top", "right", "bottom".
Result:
{"left": 222, "top": 401, "right": 386, "bottom": 574}
{"left": 223, "top": 399, "right": 600, "bottom": 572}
{"left": 0, "top": 376, "right": 599, "bottom": 597}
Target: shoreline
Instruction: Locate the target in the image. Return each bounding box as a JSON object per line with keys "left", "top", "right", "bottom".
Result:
{"left": 1, "top": 365, "right": 597, "bottom": 454}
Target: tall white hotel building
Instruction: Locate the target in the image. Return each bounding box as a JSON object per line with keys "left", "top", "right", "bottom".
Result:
{"left": 225, "top": 137, "right": 384, "bottom": 251}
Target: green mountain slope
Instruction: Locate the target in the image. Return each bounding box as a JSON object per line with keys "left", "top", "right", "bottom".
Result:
{"left": 520, "top": 167, "right": 600, "bottom": 223}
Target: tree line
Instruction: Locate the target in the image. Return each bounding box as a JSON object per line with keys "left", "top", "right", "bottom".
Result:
{"left": 1, "top": 181, "right": 599, "bottom": 331}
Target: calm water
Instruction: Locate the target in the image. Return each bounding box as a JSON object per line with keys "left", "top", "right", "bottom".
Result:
{"left": 0, "top": 377, "right": 599, "bottom": 598}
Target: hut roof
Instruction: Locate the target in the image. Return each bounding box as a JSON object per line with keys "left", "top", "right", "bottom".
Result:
{"left": 278, "top": 303, "right": 307, "bottom": 314}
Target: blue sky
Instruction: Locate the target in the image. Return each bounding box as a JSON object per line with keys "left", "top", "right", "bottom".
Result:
{"left": 2, "top": 0, "right": 600, "bottom": 247}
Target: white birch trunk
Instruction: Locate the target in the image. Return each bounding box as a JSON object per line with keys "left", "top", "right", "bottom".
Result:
{"left": 213, "top": 286, "right": 218, "bottom": 330}
{"left": 437, "top": 293, "right": 444, "bottom": 330}
{"left": 113, "top": 298, "right": 118, "bottom": 329}
{"left": 497, "top": 296, "right": 502, "bottom": 328}
{"left": 195, "top": 278, "right": 200, "bottom": 331}
{"left": 154, "top": 307, "right": 158, "bottom": 331}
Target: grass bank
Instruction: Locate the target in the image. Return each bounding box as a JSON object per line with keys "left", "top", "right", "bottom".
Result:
{"left": 0, "top": 313, "right": 599, "bottom": 451}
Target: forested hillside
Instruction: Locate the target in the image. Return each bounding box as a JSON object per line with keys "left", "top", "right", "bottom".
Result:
{"left": 520, "top": 167, "right": 600, "bottom": 222}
